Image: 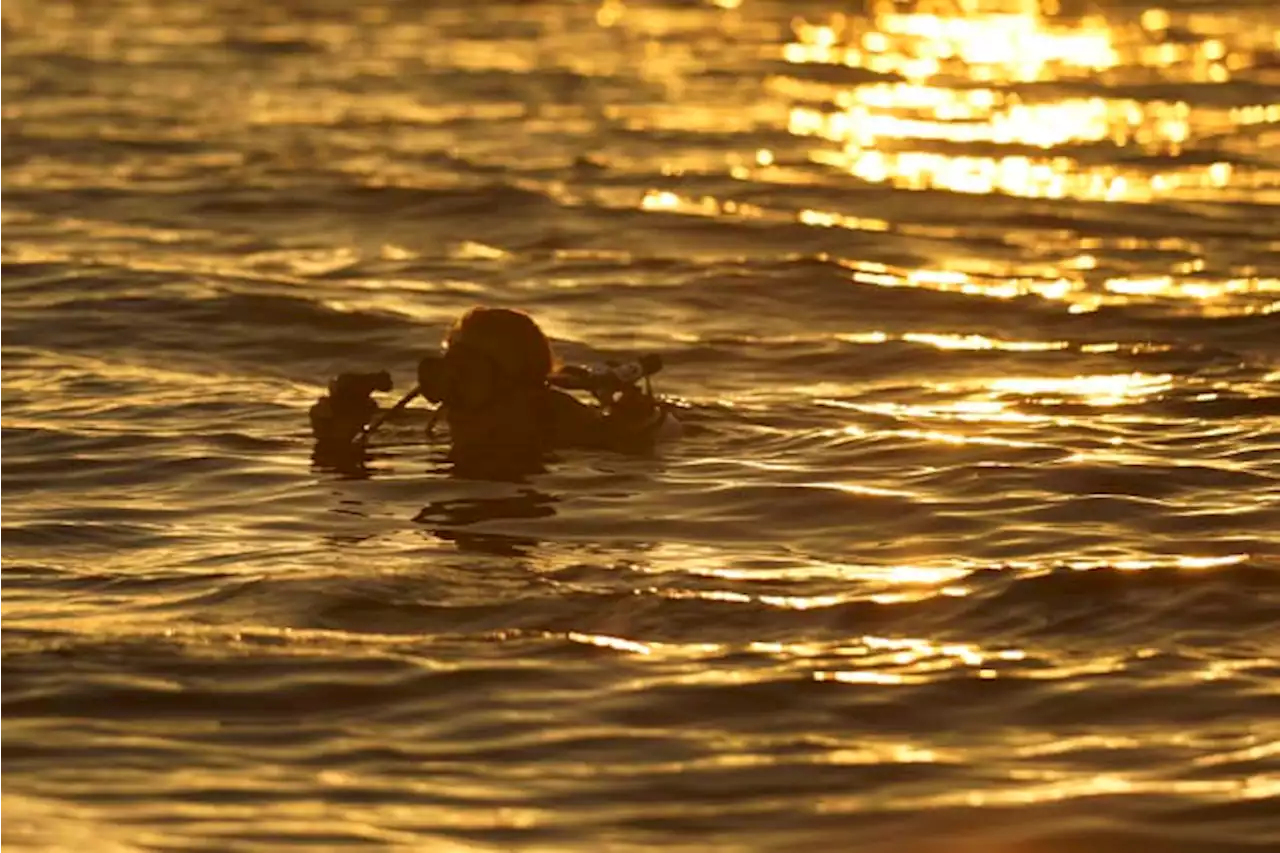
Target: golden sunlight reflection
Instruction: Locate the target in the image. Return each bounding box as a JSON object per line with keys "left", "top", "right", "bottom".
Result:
{"left": 634, "top": 542, "right": 974, "bottom": 587}
{"left": 1190, "top": 740, "right": 1280, "bottom": 768}
{"left": 835, "top": 256, "right": 1278, "bottom": 314}
{"left": 905, "top": 767, "right": 1280, "bottom": 810}
{"left": 901, "top": 332, "right": 1067, "bottom": 352}
{"left": 831, "top": 425, "right": 1046, "bottom": 450}
{"left": 986, "top": 372, "right": 1174, "bottom": 405}
{"left": 1078, "top": 554, "right": 1248, "bottom": 572}
{"left": 823, "top": 369, "right": 1175, "bottom": 427}
{"left": 814, "top": 634, "right": 1030, "bottom": 686}
{"left": 629, "top": 188, "right": 1278, "bottom": 314}
{"left": 805, "top": 480, "right": 912, "bottom": 499}
{"left": 687, "top": 328, "right": 1074, "bottom": 354}
{"left": 567, "top": 632, "right": 652, "bottom": 655}
{"left": 816, "top": 670, "right": 920, "bottom": 686}
{"left": 824, "top": 396, "right": 1048, "bottom": 424}
{"left": 822, "top": 743, "right": 943, "bottom": 765}
{"left": 778, "top": 1, "right": 1280, "bottom": 203}
{"left": 653, "top": 581, "right": 950, "bottom": 610}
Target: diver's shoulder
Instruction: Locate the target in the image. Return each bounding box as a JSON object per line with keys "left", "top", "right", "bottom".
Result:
{"left": 542, "top": 386, "right": 682, "bottom": 451}
{"left": 543, "top": 387, "right": 608, "bottom": 449}
{"left": 545, "top": 387, "right": 598, "bottom": 415}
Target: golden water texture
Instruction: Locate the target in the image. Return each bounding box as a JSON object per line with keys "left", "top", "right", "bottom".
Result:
{"left": 3, "top": 0, "right": 1279, "bottom": 850}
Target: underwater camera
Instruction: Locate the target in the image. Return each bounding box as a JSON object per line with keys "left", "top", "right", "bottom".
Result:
{"left": 417, "top": 351, "right": 663, "bottom": 408}
{"left": 550, "top": 354, "right": 663, "bottom": 405}
{"left": 328, "top": 370, "right": 392, "bottom": 405}
{"left": 350, "top": 352, "right": 672, "bottom": 447}
{"left": 311, "top": 370, "right": 393, "bottom": 445}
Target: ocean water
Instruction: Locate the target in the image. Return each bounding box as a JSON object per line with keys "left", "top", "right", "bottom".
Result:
{"left": 3, "top": 0, "right": 1279, "bottom": 849}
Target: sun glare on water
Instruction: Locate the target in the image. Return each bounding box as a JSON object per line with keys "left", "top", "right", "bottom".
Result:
{"left": 778, "top": 0, "right": 1279, "bottom": 203}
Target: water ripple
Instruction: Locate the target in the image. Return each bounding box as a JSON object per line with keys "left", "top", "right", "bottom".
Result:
{"left": 5, "top": 0, "right": 1280, "bottom": 850}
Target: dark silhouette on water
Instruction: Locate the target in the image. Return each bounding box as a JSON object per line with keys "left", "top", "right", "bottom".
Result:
{"left": 414, "top": 488, "right": 558, "bottom": 558}
{"left": 310, "top": 306, "right": 676, "bottom": 480}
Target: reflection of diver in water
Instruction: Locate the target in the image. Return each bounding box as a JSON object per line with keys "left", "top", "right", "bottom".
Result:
{"left": 413, "top": 489, "right": 558, "bottom": 557}
{"left": 309, "top": 306, "right": 681, "bottom": 479}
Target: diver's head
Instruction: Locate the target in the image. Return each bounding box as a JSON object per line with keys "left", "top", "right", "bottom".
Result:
{"left": 420, "top": 307, "right": 555, "bottom": 412}
{"left": 447, "top": 306, "right": 554, "bottom": 387}
{"left": 420, "top": 307, "right": 556, "bottom": 468}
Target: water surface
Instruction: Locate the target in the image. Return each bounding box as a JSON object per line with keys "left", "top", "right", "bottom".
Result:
{"left": 3, "top": 0, "right": 1279, "bottom": 850}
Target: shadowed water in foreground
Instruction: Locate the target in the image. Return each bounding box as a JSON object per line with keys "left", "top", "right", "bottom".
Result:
{"left": 3, "top": 0, "right": 1279, "bottom": 850}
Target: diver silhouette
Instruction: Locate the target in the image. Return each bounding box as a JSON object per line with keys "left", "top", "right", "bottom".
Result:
{"left": 310, "top": 306, "right": 679, "bottom": 478}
